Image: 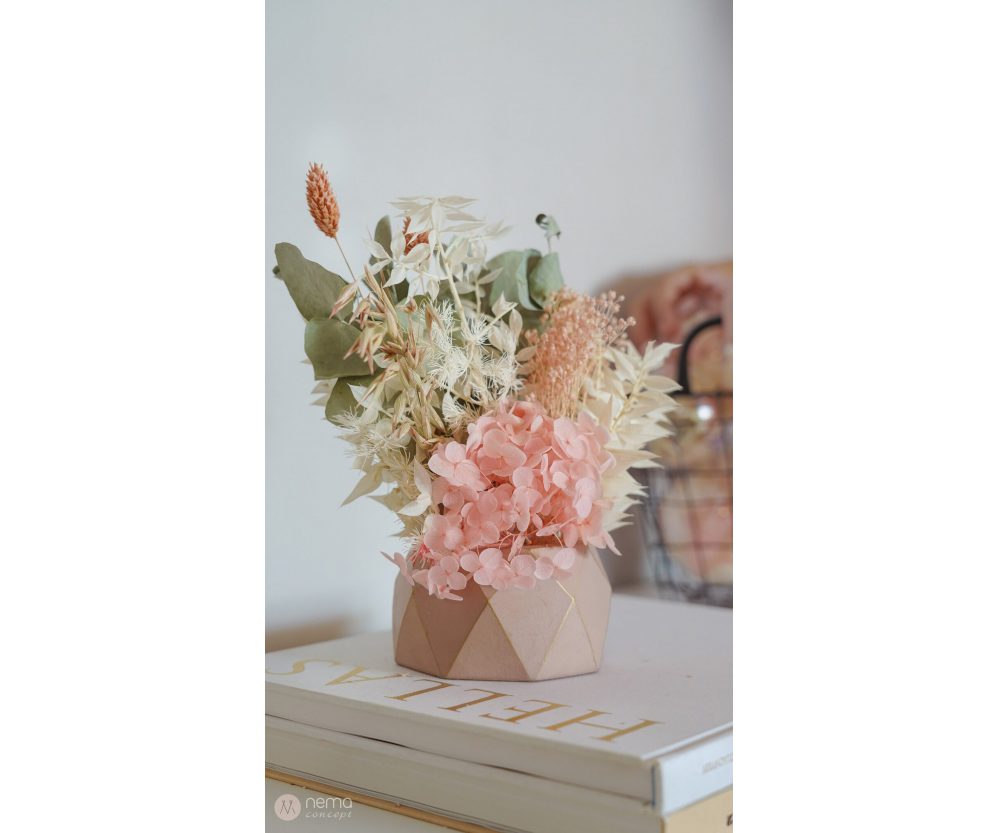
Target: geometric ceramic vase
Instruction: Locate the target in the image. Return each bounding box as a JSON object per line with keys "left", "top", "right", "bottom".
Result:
{"left": 392, "top": 546, "right": 611, "bottom": 681}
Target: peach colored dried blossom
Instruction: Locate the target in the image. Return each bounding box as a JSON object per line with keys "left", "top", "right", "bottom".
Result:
{"left": 306, "top": 162, "right": 341, "bottom": 238}
{"left": 396, "top": 399, "right": 619, "bottom": 600}
{"left": 524, "top": 289, "right": 634, "bottom": 418}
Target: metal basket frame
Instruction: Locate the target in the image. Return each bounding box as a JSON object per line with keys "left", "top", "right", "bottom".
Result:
{"left": 638, "top": 316, "right": 732, "bottom": 607}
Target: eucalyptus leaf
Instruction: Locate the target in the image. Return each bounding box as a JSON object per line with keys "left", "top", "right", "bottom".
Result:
{"left": 373, "top": 215, "right": 392, "bottom": 254}
{"left": 524, "top": 247, "right": 542, "bottom": 278}
{"left": 274, "top": 243, "right": 350, "bottom": 321}
{"left": 371, "top": 215, "right": 392, "bottom": 278}
{"left": 518, "top": 307, "right": 546, "bottom": 334}
{"left": 304, "top": 319, "right": 371, "bottom": 380}
{"left": 324, "top": 376, "right": 375, "bottom": 421}
{"left": 486, "top": 250, "right": 539, "bottom": 311}
{"left": 528, "top": 252, "right": 564, "bottom": 306}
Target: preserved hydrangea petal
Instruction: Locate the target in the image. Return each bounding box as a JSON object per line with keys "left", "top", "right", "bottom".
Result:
{"left": 413, "top": 399, "right": 615, "bottom": 596}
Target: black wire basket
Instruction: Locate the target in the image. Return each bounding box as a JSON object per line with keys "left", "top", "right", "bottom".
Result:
{"left": 637, "top": 316, "right": 732, "bottom": 607}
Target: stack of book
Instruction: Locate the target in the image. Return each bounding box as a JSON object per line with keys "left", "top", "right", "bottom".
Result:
{"left": 266, "top": 595, "right": 732, "bottom": 833}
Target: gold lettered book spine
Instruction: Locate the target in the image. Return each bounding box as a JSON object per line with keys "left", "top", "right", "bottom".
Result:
{"left": 663, "top": 788, "right": 733, "bottom": 833}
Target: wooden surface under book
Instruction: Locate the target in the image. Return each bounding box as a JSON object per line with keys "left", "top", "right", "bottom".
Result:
{"left": 265, "top": 769, "right": 733, "bottom": 832}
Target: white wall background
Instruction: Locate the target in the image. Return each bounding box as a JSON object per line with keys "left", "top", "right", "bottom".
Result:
{"left": 266, "top": 0, "right": 732, "bottom": 650}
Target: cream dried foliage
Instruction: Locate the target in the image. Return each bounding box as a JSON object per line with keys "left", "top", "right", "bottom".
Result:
{"left": 583, "top": 340, "right": 680, "bottom": 531}
{"left": 380, "top": 196, "right": 508, "bottom": 303}
{"left": 332, "top": 407, "right": 426, "bottom": 540}
{"left": 422, "top": 300, "right": 522, "bottom": 428}
{"left": 331, "top": 285, "right": 526, "bottom": 541}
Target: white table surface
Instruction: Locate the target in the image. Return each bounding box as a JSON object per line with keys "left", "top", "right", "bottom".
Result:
{"left": 266, "top": 777, "right": 449, "bottom": 832}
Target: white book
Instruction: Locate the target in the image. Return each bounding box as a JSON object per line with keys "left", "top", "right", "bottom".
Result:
{"left": 266, "top": 717, "right": 732, "bottom": 833}
{"left": 266, "top": 595, "right": 732, "bottom": 815}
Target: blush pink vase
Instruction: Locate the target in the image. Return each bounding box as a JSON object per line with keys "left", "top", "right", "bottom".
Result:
{"left": 392, "top": 546, "right": 611, "bottom": 681}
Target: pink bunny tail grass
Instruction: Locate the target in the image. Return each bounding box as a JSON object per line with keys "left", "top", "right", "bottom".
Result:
{"left": 306, "top": 162, "right": 341, "bottom": 238}
{"left": 524, "top": 289, "right": 635, "bottom": 418}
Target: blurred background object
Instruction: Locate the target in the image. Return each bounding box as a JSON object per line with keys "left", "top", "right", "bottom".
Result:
{"left": 616, "top": 261, "right": 732, "bottom": 379}
{"left": 603, "top": 262, "right": 732, "bottom": 605}
{"left": 267, "top": 0, "right": 732, "bottom": 647}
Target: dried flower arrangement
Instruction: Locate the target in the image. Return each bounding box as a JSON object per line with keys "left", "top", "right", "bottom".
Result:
{"left": 274, "top": 164, "right": 679, "bottom": 602}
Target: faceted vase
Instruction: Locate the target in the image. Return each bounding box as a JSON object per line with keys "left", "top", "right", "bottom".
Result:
{"left": 392, "top": 546, "right": 611, "bottom": 681}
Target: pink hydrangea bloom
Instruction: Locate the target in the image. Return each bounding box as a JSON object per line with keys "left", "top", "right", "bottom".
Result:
{"left": 390, "top": 399, "right": 619, "bottom": 600}
{"left": 427, "top": 441, "right": 488, "bottom": 490}
{"left": 459, "top": 548, "right": 504, "bottom": 586}
{"left": 427, "top": 555, "right": 467, "bottom": 599}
